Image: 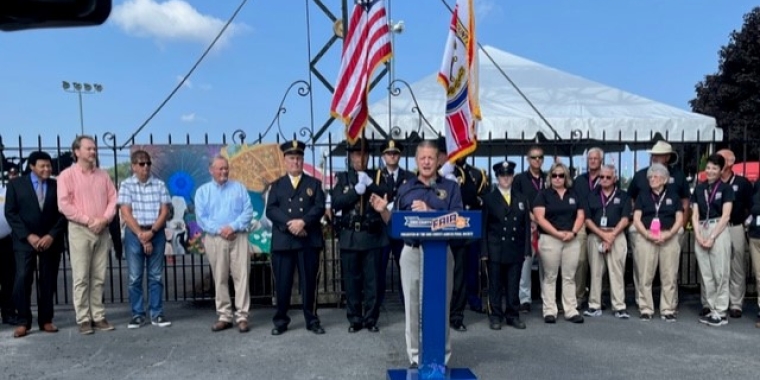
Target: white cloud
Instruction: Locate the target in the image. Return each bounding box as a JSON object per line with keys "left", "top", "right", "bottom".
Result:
{"left": 111, "top": 0, "right": 248, "bottom": 47}
{"left": 180, "top": 113, "right": 196, "bottom": 122}
{"left": 475, "top": 0, "right": 499, "bottom": 20}
{"left": 176, "top": 75, "right": 192, "bottom": 89}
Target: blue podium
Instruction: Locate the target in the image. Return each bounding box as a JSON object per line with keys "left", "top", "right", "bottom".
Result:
{"left": 387, "top": 210, "right": 480, "bottom": 380}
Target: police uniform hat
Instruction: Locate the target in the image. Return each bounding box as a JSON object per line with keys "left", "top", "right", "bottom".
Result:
{"left": 381, "top": 139, "right": 402, "bottom": 154}
{"left": 280, "top": 139, "right": 306, "bottom": 156}
{"left": 346, "top": 138, "right": 369, "bottom": 152}
{"left": 436, "top": 135, "right": 447, "bottom": 153}
{"left": 492, "top": 160, "right": 517, "bottom": 176}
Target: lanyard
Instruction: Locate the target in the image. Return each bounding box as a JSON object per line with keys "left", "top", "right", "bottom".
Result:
{"left": 704, "top": 181, "right": 721, "bottom": 219}
{"left": 530, "top": 173, "right": 543, "bottom": 191}
{"left": 651, "top": 190, "right": 666, "bottom": 218}
{"left": 589, "top": 173, "right": 600, "bottom": 190}
{"left": 600, "top": 188, "right": 617, "bottom": 217}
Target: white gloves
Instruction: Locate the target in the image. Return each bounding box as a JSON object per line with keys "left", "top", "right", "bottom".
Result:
{"left": 356, "top": 171, "right": 373, "bottom": 186}
{"left": 354, "top": 183, "right": 367, "bottom": 195}
{"left": 439, "top": 162, "right": 455, "bottom": 178}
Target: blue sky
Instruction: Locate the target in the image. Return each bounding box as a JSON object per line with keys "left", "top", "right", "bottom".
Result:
{"left": 0, "top": 0, "right": 755, "bottom": 171}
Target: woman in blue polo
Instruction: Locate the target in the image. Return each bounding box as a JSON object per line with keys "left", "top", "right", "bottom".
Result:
{"left": 533, "top": 162, "right": 585, "bottom": 324}
{"left": 691, "top": 154, "right": 734, "bottom": 327}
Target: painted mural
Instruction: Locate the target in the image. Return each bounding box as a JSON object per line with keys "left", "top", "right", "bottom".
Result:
{"left": 133, "top": 143, "right": 286, "bottom": 256}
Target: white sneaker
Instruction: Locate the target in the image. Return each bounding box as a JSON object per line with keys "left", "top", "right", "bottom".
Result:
{"left": 583, "top": 308, "right": 602, "bottom": 317}
{"left": 614, "top": 310, "right": 630, "bottom": 319}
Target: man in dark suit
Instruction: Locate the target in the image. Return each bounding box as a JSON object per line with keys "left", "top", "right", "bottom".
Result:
{"left": 481, "top": 161, "right": 530, "bottom": 330}
{"left": 266, "top": 139, "right": 326, "bottom": 336}
{"left": 1, "top": 166, "right": 18, "bottom": 325}
{"left": 4, "top": 151, "right": 67, "bottom": 337}
{"left": 375, "top": 139, "right": 415, "bottom": 306}
{"left": 331, "top": 138, "right": 387, "bottom": 332}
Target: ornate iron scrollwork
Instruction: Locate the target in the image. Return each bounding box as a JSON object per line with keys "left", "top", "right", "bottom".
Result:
{"left": 389, "top": 79, "right": 438, "bottom": 138}
{"left": 232, "top": 129, "right": 247, "bottom": 145}
{"left": 251, "top": 80, "right": 311, "bottom": 144}
{"left": 101, "top": 132, "right": 117, "bottom": 150}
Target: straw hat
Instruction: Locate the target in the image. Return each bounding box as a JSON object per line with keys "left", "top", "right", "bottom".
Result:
{"left": 648, "top": 141, "right": 678, "bottom": 164}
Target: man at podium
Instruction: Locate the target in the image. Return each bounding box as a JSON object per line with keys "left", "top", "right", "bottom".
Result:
{"left": 370, "top": 139, "right": 463, "bottom": 369}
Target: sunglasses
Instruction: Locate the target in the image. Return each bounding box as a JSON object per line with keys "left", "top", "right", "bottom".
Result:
{"left": 136, "top": 161, "right": 152, "bottom": 167}
{"left": 530, "top": 155, "right": 544, "bottom": 160}
{"left": 599, "top": 175, "right": 613, "bottom": 180}
{"left": 551, "top": 173, "right": 565, "bottom": 179}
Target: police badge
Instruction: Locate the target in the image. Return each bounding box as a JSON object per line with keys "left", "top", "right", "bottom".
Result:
{"left": 518, "top": 202, "right": 524, "bottom": 210}
{"left": 436, "top": 188, "right": 447, "bottom": 199}
{"left": 307, "top": 188, "right": 314, "bottom": 196}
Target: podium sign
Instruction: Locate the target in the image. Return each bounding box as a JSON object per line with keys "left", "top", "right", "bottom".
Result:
{"left": 387, "top": 211, "right": 479, "bottom": 380}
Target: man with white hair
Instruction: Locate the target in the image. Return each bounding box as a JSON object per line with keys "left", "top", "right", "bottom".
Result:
{"left": 715, "top": 149, "right": 752, "bottom": 319}
{"left": 571, "top": 147, "right": 604, "bottom": 306}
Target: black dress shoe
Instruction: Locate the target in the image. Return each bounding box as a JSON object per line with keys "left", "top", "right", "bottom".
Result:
{"left": 308, "top": 323, "right": 326, "bottom": 335}
{"left": 348, "top": 323, "right": 362, "bottom": 333}
{"left": 366, "top": 325, "right": 379, "bottom": 333}
{"left": 507, "top": 319, "right": 526, "bottom": 329}
{"left": 519, "top": 303, "right": 531, "bottom": 313}
{"left": 729, "top": 309, "right": 742, "bottom": 318}
{"left": 450, "top": 321, "right": 467, "bottom": 331}
{"left": 409, "top": 363, "right": 418, "bottom": 370}
{"left": 271, "top": 326, "right": 288, "bottom": 336}
{"left": 544, "top": 315, "right": 556, "bottom": 324}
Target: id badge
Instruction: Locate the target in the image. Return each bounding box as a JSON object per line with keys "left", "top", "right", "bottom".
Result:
{"left": 600, "top": 216, "right": 608, "bottom": 228}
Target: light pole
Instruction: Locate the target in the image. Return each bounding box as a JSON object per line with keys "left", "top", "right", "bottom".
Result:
{"left": 62, "top": 81, "right": 103, "bottom": 135}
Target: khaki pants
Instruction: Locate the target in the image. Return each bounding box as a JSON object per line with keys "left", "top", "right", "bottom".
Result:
{"left": 538, "top": 235, "right": 580, "bottom": 318}
{"left": 634, "top": 233, "right": 681, "bottom": 316}
{"left": 400, "top": 244, "right": 453, "bottom": 366}
{"left": 204, "top": 234, "right": 251, "bottom": 323}
{"left": 574, "top": 228, "right": 589, "bottom": 300}
{"left": 727, "top": 225, "right": 748, "bottom": 311}
{"left": 694, "top": 222, "right": 731, "bottom": 317}
{"left": 587, "top": 233, "right": 628, "bottom": 311}
{"left": 748, "top": 238, "right": 760, "bottom": 309}
{"left": 68, "top": 223, "right": 112, "bottom": 324}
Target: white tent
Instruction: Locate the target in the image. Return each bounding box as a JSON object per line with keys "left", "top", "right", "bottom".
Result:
{"left": 364, "top": 45, "right": 720, "bottom": 142}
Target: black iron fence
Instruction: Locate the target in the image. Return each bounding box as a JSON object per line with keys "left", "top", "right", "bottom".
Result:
{"left": 1, "top": 129, "right": 757, "bottom": 306}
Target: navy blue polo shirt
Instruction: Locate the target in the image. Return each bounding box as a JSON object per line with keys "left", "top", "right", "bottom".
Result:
{"left": 748, "top": 181, "right": 760, "bottom": 239}
{"left": 513, "top": 170, "right": 545, "bottom": 205}
{"left": 585, "top": 187, "right": 632, "bottom": 228}
{"left": 572, "top": 172, "right": 601, "bottom": 209}
{"left": 532, "top": 188, "right": 581, "bottom": 233}
{"left": 723, "top": 174, "right": 752, "bottom": 225}
{"left": 627, "top": 165, "right": 690, "bottom": 203}
{"left": 394, "top": 176, "right": 464, "bottom": 246}
{"left": 634, "top": 188, "right": 682, "bottom": 230}
{"left": 690, "top": 181, "right": 735, "bottom": 220}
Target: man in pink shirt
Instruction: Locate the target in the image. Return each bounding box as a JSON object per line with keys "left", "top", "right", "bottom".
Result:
{"left": 57, "top": 136, "right": 118, "bottom": 335}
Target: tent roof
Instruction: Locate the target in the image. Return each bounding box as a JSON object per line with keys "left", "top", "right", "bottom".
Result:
{"left": 364, "top": 45, "right": 720, "bottom": 143}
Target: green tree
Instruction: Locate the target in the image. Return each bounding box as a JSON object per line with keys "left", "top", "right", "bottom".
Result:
{"left": 106, "top": 161, "right": 132, "bottom": 184}
{"left": 690, "top": 7, "right": 760, "bottom": 155}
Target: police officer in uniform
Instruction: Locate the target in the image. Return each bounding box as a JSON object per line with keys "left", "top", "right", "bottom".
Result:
{"left": 375, "top": 139, "right": 415, "bottom": 306}
{"left": 331, "top": 138, "right": 387, "bottom": 332}
{"left": 438, "top": 137, "right": 489, "bottom": 331}
{"left": 481, "top": 161, "right": 530, "bottom": 330}
{"left": 266, "top": 139, "right": 326, "bottom": 336}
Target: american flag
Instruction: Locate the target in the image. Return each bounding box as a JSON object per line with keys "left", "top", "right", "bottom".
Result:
{"left": 330, "top": 0, "right": 392, "bottom": 144}
{"left": 438, "top": 0, "right": 480, "bottom": 162}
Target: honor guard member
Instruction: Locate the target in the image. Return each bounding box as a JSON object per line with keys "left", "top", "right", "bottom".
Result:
{"left": 438, "top": 137, "right": 489, "bottom": 331}
{"left": 375, "top": 139, "right": 415, "bottom": 306}
{"left": 715, "top": 149, "right": 752, "bottom": 319}
{"left": 266, "top": 139, "right": 327, "bottom": 336}
{"left": 369, "top": 139, "right": 463, "bottom": 368}
{"left": 513, "top": 146, "right": 546, "bottom": 313}
{"left": 582, "top": 164, "right": 632, "bottom": 319}
{"left": 331, "top": 138, "right": 387, "bottom": 333}
{"left": 481, "top": 161, "right": 529, "bottom": 330}
{"left": 571, "top": 147, "right": 604, "bottom": 306}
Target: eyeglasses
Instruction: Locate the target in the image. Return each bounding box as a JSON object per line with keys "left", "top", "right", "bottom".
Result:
{"left": 136, "top": 161, "right": 152, "bottom": 167}
{"left": 551, "top": 173, "right": 565, "bottom": 179}
{"left": 530, "top": 155, "right": 544, "bottom": 160}
{"left": 599, "top": 175, "right": 613, "bottom": 180}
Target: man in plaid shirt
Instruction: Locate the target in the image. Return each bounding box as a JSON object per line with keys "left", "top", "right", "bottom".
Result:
{"left": 118, "top": 150, "right": 172, "bottom": 329}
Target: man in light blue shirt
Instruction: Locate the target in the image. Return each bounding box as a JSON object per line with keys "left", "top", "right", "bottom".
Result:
{"left": 195, "top": 155, "right": 253, "bottom": 333}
